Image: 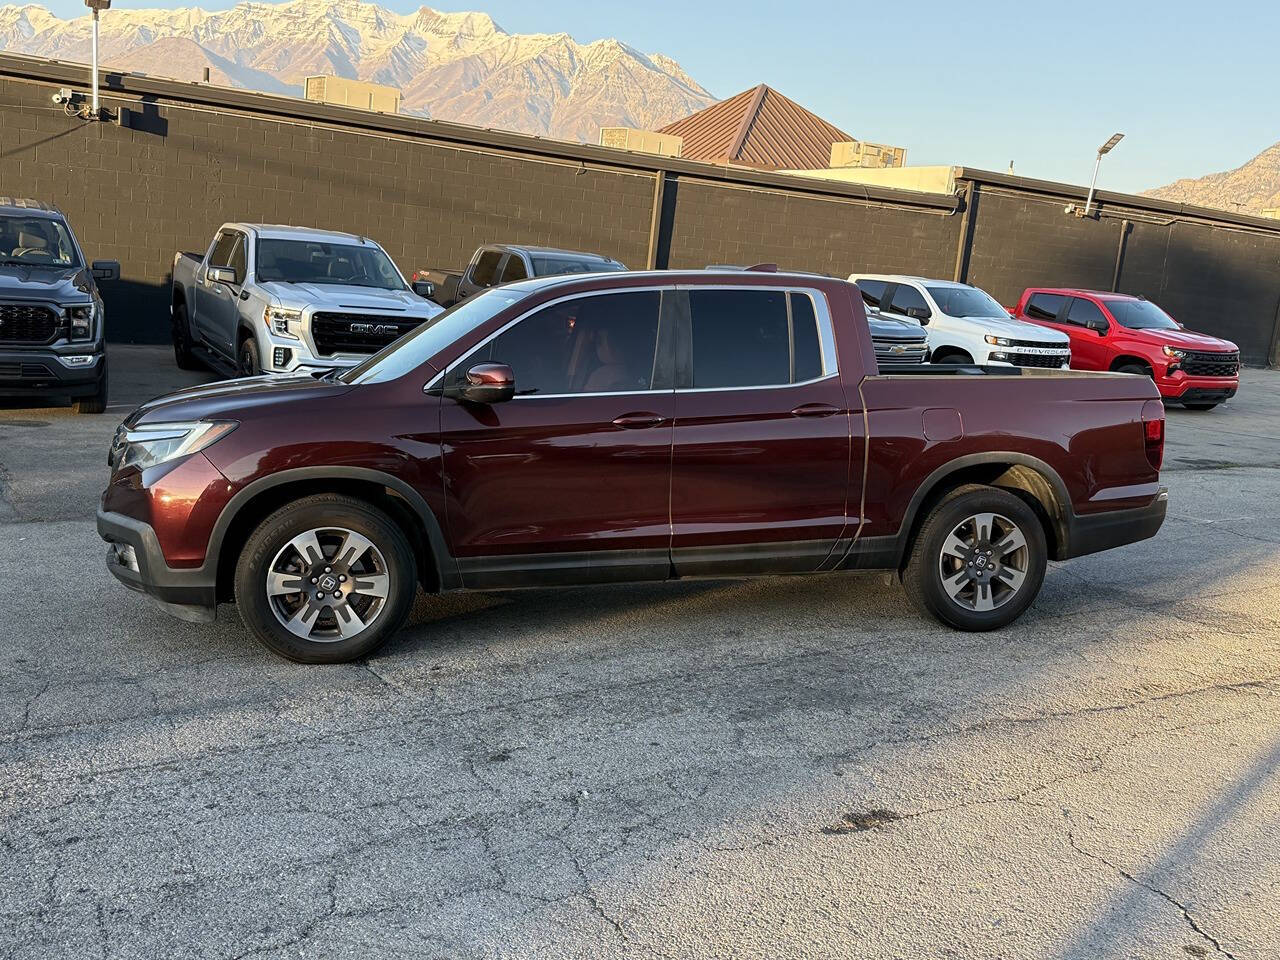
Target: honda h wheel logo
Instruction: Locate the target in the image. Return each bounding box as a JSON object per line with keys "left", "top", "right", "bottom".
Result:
{"left": 350, "top": 323, "right": 399, "bottom": 336}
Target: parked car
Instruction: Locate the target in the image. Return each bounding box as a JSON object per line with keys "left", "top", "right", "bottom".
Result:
{"left": 416, "top": 244, "right": 626, "bottom": 308}
{"left": 171, "top": 224, "right": 443, "bottom": 378}
{"left": 851, "top": 275, "right": 1071, "bottom": 369}
{"left": 1010, "top": 288, "right": 1240, "bottom": 410}
{"left": 99, "top": 271, "right": 1167, "bottom": 663}
{"left": 0, "top": 198, "right": 118, "bottom": 414}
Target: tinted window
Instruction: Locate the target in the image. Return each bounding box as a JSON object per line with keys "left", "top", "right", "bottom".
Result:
{"left": 471, "top": 251, "right": 503, "bottom": 287}
{"left": 1065, "top": 297, "right": 1107, "bottom": 328}
{"left": 0, "top": 215, "right": 80, "bottom": 267}
{"left": 485, "top": 291, "right": 662, "bottom": 395}
{"left": 925, "top": 285, "right": 1006, "bottom": 318}
{"left": 1107, "top": 299, "right": 1180, "bottom": 330}
{"left": 1025, "top": 293, "right": 1066, "bottom": 321}
{"left": 530, "top": 255, "right": 626, "bottom": 276}
{"left": 887, "top": 284, "right": 931, "bottom": 320}
{"left": 855, "top": 279, "right": 887, "bottom": 308}
{"left": 208, "top": 232, "right": 236, "bottom": 267}
{"left": 255, "top": 239, "right": 405, "bottom": 290}
{"left": 690, "top": 289, "right": 790, "bottom": 388}
{"left": 498, "top": 255, "right": 528, "bottom": 283}
{"left": 227, "top": 234, "right": 247, "bottom": 280}
{"left": 791, "top": 293, "right": 823, "bottom": 382}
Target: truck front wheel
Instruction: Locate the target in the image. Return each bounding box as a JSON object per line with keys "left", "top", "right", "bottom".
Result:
{"left": 238, "top": 336, "right": 261, "bottom": 377}
{"left": 172, "top": 302, "right": 200, "bottom": 371}
{"left": 904, "top": 484, "right": 1047, "bottom": 631}
{"left": 233, "top": 494, "right": 418, "bottom": 663}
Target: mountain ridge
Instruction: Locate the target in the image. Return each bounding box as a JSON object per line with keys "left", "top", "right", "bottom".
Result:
{"left": 0, "top": 0, "right": 717, "bottom": 141}
{"left": 1143, "top": 141, "right": 1280, "bottom": 215}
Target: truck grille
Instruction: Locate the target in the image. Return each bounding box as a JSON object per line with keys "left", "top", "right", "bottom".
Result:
{"left": 0, "top": 361, "right": 55, "bottom": 379}
{"left": 1181, "top": 350, "right": 1239, "bottom": 378}
{"left": 1005, "top": 352, "right": 1069, "bottom": 369}
{"left": 0, "top": 303, "right": 60, "bottom": 344}
{"left": 873, "top": 339, "right": 929, "bottom": 367}
{"left": 311, "top": 313, "right": 424, "bottom": 357}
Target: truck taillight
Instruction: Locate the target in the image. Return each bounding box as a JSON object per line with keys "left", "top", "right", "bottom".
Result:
{"left": 1142, "top": 400, "right": 1165, "bottom": 471}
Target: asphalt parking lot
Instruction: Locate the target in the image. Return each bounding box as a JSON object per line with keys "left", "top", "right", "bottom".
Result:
{"left": 2, "top": 347, "right": 1279, "bottom": 959}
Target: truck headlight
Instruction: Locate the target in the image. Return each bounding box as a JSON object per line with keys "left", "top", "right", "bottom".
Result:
{"left": 264, "top": 306, "right": 302, "bottom": 339}
{"left": 67, "top": 303, "right": 97, "bottom": 341}
{"left": 984, "top": 335, "right": 1011, "bottom": 346}
{"left": 1162, "top": 345, "right": 1187, "bottom": 359}
{"left": 114, "top": 420, "right": 238, "bottom": 471}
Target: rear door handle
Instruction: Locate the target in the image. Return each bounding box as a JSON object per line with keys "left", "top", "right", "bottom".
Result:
{"left": 791, "top": 403, "right": 841, "bottom": 418}
{"left": 612, "top": 412, "right": 666, "bottom": 429}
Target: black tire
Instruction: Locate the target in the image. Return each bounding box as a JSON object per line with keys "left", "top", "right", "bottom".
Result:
{"left": 1116, "top": 363, "right": 1152, "bottom": 379}
{"left": 904, "top": 484, "right": 1047, "bottom": 632}
{"left": 238, "top": 336, "right": 260, "bottom": 378}
{"left": 73, "top": 356, "right": 108, "bottom": 415}
{"left": 1182, "top": 401, "right": 1220, "bottom": 411}
{"left": 172, "top": 301, "right": 201, "bottom": 371}
{"left": 234, "top": 494, "right": 417, "bottom": 663}
{"left": 935, "top": 350, "right": 973, "bottom": 365}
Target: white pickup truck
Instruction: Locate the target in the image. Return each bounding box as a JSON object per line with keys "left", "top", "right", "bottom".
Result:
{"left": 850, "top": 274, "right": 1071, "bottom": 369}
{"left": 171, "top": 224, "right": 442, "bottom": 377}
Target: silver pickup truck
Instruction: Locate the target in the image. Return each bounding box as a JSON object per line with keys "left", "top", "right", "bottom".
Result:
{"left": 171, "top": 224, "right": 443, "bottom": 376}
{"left": 415, "top": 244, "right": 626, "bottom": 309}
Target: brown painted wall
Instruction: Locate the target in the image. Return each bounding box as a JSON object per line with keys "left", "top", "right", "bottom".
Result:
{"left": 4, "top": 64, "right": 1280, "bottom": 365}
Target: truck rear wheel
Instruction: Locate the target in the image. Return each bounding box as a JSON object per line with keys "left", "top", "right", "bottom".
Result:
{"left": 172, "top": 301, "right": 201, "bottom": 371}
{"left": 904, "top": 484, "right": 1047, "bottom": 631}
{"left": 233, "top": 494, "right": 417, "bottom": 663}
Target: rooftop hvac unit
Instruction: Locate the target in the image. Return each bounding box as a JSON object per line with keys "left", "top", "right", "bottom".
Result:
{"left": 599, "top": 127, "right": 683, "bottom": 158}
{"left": 304, "top": 75, "right": 402, "bottom": 114}
{"left": 829, "top": 140, "right": 907, "bottom": 169}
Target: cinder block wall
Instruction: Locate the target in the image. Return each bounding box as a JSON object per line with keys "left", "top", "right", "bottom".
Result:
{"left": 4, "top": 63, "right": 1280, "bottom": 364}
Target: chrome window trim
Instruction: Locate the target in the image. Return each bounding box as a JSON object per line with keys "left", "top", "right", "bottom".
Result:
{"left": 423, "top": 283, "right": 840, "bottom": 396}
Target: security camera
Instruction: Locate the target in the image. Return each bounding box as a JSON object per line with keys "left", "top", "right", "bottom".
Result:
{"left": 52, "top": 87, "right": 74, "bottom": 104}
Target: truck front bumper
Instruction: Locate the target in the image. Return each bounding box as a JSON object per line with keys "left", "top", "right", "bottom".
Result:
{"left": 0, "top": 348, "right": 103, "bottom": 397}
{"left": 97, "top": 509, "right": 218, "bottom": 622}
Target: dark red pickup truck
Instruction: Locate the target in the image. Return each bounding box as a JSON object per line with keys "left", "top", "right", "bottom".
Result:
{"left": 99, "top": 270, "right": 1168, "bottom": 662}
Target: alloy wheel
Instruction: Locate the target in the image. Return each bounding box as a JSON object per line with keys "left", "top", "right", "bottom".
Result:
{"left": 265, "top": 526, "right": 390, "bottom": 642}
{"left": 937, "top": 511, "right": 1029, "bottom": 613}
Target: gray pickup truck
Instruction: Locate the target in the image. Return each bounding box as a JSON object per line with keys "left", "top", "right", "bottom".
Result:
{"left": 415, "top": 244, "right": 625, "bottom": 309}
{"left": 171, "top": 224, "right": 443, "bottom": 377}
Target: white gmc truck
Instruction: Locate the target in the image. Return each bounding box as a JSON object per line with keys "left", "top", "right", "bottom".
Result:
{"left": 171, "top": 224, "right": 442, "bottom": 377}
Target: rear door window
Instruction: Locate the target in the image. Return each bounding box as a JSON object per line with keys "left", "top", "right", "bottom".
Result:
{"left": 855, "top": 278, "right": 887, "bottom": 308}
{"left": 686, "top": 289, "right": 829, "bottom": 389}
{"left": 498, "top": 255, "right": 528, "bottom": 283}
{"left": 1025, "top": 293, "right": 1067, "bottom": 321}
{"left": 470, "top": 250, "right": 503, "bottom": 288}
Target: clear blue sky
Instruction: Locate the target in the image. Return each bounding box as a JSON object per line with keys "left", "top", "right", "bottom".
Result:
{"left": 39, "top": 0, "right": 1279, "bottom": 193}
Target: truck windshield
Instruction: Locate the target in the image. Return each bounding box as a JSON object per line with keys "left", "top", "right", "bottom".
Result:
{"left": 256, "top": 238, "right": 406, "bottom": 290}
{"left": 341, "top": 288, "right": 524, "bottom": 385}
{"left": 924, "top": 285, "right": 1006, "bottom": 318}
{"left": 0, "top": 215, "right": 80, "bottom": 268}
{"left": 1106, "top": 299, "right": 1179, "bottom": 330}
{"left": 530, "top": 255, "right": 626, "bottom": 276}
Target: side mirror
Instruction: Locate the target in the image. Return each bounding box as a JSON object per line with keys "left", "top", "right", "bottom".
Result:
{"left": 412, "top": 279, "right": 436, "bottom": 300}
{"left": 906, "top": 306, "right": 930, "bottom": 323}
{"left": 208, "top": 265, "right": 238, "bottom": 285}
{"left": 1086, "top": 316, "right": 1109, "bottom": 333}
{"left": 90, "top": 259, "right": 120, "bottom": 282}
{"left": 450, "top": 362, "right": 515, "bottom": 404}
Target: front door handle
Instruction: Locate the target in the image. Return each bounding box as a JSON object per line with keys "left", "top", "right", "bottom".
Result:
{"left": 791, "top": 403, "right": 841, "bottom": 418}
{"left": 612, "top": 412, "right": 666, "bottom": 429}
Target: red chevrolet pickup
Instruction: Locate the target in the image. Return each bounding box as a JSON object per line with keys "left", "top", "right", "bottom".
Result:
{"left": 99, "top": 271, "right": 1168, "bottom": 662}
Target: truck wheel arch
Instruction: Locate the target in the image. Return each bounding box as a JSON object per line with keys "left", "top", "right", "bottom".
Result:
{"left": 1110, "top": 356, "right": 1153, "bottom": 376}
{"left": 209, "top": 467, "right": 457, "bottom": 603}
{"left": 896, "top": 453, "right": 1070, "bottom": 566}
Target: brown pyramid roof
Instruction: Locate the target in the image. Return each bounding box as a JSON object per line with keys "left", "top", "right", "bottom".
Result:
{"left": 658, "top": 84, "right": 853, "bottom": 171}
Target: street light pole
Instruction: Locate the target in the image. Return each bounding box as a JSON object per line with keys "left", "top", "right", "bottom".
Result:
{"left": 1084, "top": 133, "right": 1125, "bottom": 217}
{"left": 84, "top": 0, "right": 111, "bottom": 119}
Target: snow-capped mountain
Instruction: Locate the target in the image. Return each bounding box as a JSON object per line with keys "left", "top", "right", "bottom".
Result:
{"left": 0, "top": 0, "right": 716, "bottom": 141}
